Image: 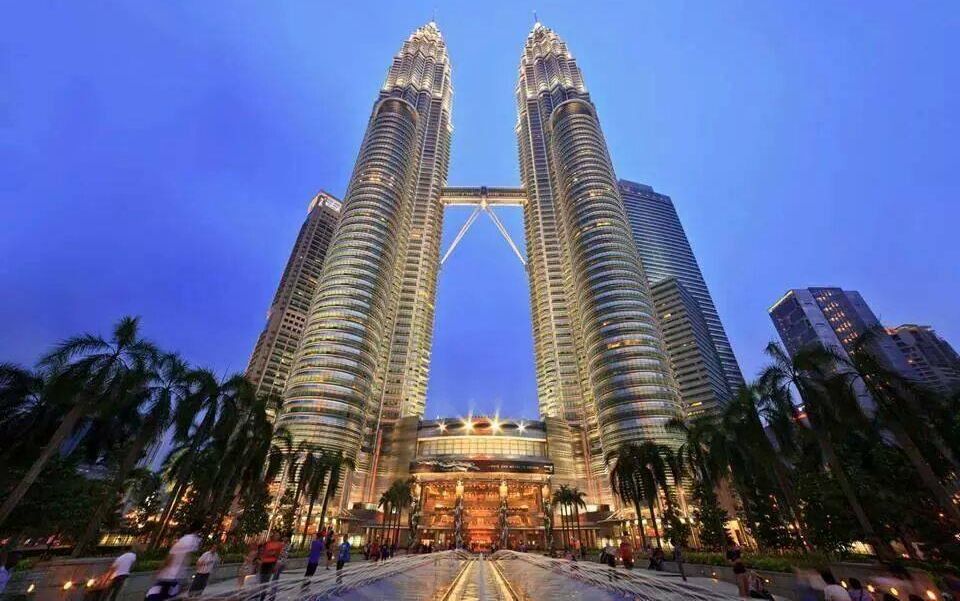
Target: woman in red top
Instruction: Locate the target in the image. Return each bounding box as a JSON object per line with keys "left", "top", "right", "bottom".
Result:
{"left": 619, "top": 540, "right": 634, "bottom": 569}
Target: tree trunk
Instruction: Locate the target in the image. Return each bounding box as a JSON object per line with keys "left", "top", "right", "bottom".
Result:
{"left": 815, "top": 431, "right": 895, "bottom": 559}
{"left": 301, "top": 497, "right": 317, "bottom": 550}
{"left": 0, "top": 404, "right": 86, "bottom": 527}
{"left": 574, "top": 505, "right": 584, "bottom": 556}
{"left": 888, "top": 420, "right": 960, "bottom": 528}
{"left": 73, "top": 430, "right": 152, "bottom": 556}
{"left": 633, "top": 500, "right": 648, "bottom": 550}
{"left": 648, "top": 498, "right": 662, "bottom": 549}
{"left": 769, "top": 459, "right": 812, "bottom": 552}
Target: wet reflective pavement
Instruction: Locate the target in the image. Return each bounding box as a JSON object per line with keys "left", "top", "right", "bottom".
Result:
{"left": 195, "top": 550, "right": 742, "bottom": 601}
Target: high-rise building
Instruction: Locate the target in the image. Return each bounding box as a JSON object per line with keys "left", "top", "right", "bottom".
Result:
{"left": 888, "top": 324, "right": 960, "bottom": 395}
{"left": 651, "top": 278, "right": 731, "bottom": 418}
{"left": 619, "top": 180, "right": 744, "bottom": 406}
{"left": 769, "top": 287, "right": 916, "bottom": 410}
{"left": 270, "top": 21, "right": 692, "bottom": 545}
{"left": 280, "top": 22, "right": 453, "bottom": 507}
{"left": 516, "top": 22, "right": 683, "bottom": 501}
{"left": 246, "top": 191, "right": 341, "bottom": 412}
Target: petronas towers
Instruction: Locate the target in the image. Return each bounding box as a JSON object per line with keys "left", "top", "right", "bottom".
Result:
{"left": 270, "top": 21, "right": 691, "bottom": 510}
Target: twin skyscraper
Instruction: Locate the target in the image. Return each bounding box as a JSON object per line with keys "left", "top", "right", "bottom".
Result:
{"left": 247, "top": 21, "right": 743, "bottom": 511}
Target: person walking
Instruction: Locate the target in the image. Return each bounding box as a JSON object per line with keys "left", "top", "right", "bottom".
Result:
{"left": 238, "top": 542, "right": 259, "bottom": 588}
{"left": 821, "top": 570, "right": 852, "bottom": 601}
{"left": 335, "top": 536, "right": 350, "bottom": 584}
{"left": 733, "top": 558, "right": 749, "bottom": 598}
{"left": 99, "top": 547, "right": 136, "bottom": 601}
{"left": 619, "top": 540, "right": 633, "bottom": 570}
{"left": 848, "top": 578, "right": 875, "bottom": 601}
{"left": 145, "top": 522, "right": 202, "bottom": 601}
{"left": 188, "top": 544, "right": 219, "bottom": 597}
{"left": 369, "top": 540, "right": 380, "bottom": 562}
{"left": 258, "top": 533, "right": 284, "bottom": 584}
{"left": 305, "top": 533, "right": 325, "bottom": 577}
{"left": 324, "top": 529, "right": 335, "bottom": 570}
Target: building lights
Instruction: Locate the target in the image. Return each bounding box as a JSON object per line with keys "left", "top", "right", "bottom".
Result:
{"left": 63, "top": 581, "right": 73, "bottom": 591}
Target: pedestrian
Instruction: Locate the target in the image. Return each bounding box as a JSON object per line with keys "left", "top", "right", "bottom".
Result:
{"left": 272, "top": 534, "right": 290, "bottom": 582}
{"left": 603, "top": 543, "right": 617, "bottom": 568}
{"left": 98, "top": 546, "right": 136, "bottom": 601}
{"left": 305, "top": 533, "right": 325, "bottom": 577}
{"left": 324, "top": 529, "right": 336, "bottom": 570}
{"left": 258, "top": 533, "right": 284, "bottom": 585}
{"left": 336, "top": 536, "right": 350, "bottom": 584}
{"left": 733, "top": 558, "right": 749, "bottom": 598}
{"left": 379, "top": 542, "right": 389, "bottom": 562}
{"left": 619, "top": 539, "right": 633, "bottom": 570}
{"left": 0, "top": 552, "right": 11, "bottom": 597}
{"left": 848, "top": 578, "right": 875, "bottom": 601}
{"left": 145, "top": 522, "right": 202, "bottom": 601}
{"left": 369, "top": 540, "right": 380, "bottom": 562}
{"left": 187, "top": 544, "right": 218, "bottom": 597}
{"left": 748, "top": 570, "right": 775, "bottom": 600}
{"left": 238, "top": 542, "right": 259, "bottom": 588}
{"left": 821, "top": 570, "right": 852, "bottom": 601}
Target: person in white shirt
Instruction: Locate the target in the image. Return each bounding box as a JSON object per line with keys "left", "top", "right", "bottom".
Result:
{"left": 188, "top": 544, "right": 219, "bottom": 597}
{"left": 103, "top": 548, "right": 137, "bottom": 601}
{"left": 146, "top": 523, "right": 202, "bottom": 601}
{"left": 821, "top": 570, "right": 852, "bottom": 601}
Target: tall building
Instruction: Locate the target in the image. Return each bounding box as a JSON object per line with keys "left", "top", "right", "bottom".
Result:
{"left": 280, "top": 22, "right": 453, "bottom": 507}
{"left": 619, "top": 180, "right": 744, "bottom": 407}
{"left": 246, "top": 191, "right": 341, "bottom": 411}
{"left": 888, "top": 324, "right": 960, "bottom": 395}
{"left": 269, "top": 21, "right": 692, "bottom": 545}
{"left": 769, "top": 287, "right": 916, "bottom": 410}
{"left": 516, "top": 22, "right": 683, "bottom": 501}
{"left": 651, "top": 278, "right": 731, "bottom": 418}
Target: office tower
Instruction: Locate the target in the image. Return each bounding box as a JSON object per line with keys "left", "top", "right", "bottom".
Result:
{"left": 272, "top": 22, "right": 690, "bottom": 540}
{"left": 888, "top": 324, "right": 960, "bottom": 394}
{"left": 620, "top": 180, "right": 744, "bottom": 405}
{"left": 651, "top": 278, "right": 731, "bottom": 418}
{"left": 516, "top": 22, "right": 683, "bottom": 500}
{"left": 246, "top": 191, "right": 341, "bottom": 412}
{"left": 279, "top": 22, "right": 453, "bottom": 506}
{"left": 769, "top": 287, "right": 916, "bottom": 410}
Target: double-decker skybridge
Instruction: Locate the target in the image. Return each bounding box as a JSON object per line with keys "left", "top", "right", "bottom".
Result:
{"left": 193, "top": 550, "right": 740, "bottom": 601}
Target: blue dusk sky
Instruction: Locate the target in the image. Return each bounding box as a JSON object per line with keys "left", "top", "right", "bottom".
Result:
{"left": 1, "top": 2, "right": 957, "bottom": 420}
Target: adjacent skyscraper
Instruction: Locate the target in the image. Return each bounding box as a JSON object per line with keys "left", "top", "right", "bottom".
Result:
{"left": 888, "top": 324, "right": 960, "bottom": 395}
{"left": 246, "top": 191, "right": 341, "bottom": 412}
{"left": 769, "top": 287, "right": 916, "bottom": 410}
{"left": 619, "top": 180, "right": 744, "bottom": 406}
{"left": 651, "top": 278, "right": 732, "bottom": 418}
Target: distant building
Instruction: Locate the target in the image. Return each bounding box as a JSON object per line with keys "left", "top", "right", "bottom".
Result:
{"left": 651, "top": 278, "right": 731, "bottom": 418}
{"left": 888, "top": 324, "right": 960, "bottom": 395}
{"left": 619, "top": 180, "right": 744, "bottom": 415}
{"left": 768, "top": 287, "right": 916, "bottom": 410}
{"left": 246, "top": 191, "right": 341, "bottom": 413}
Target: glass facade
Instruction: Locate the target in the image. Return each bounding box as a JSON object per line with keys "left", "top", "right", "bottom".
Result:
{"left": 245, "top": 192, "right": 341, "bottom": 416}
{"left": 417, "top": 437, "right": 547, "bottom": 458}
{"left": 619, "top": 180, "right": 744, "bottom": 405}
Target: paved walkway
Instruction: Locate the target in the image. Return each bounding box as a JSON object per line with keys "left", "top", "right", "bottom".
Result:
{"left": 193, "top": 551, "right": 751, "bottom": 600}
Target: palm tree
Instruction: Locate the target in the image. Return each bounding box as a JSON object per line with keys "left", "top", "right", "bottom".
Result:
{"left": 299, "top": 450, "right": 331, "bottom": 547}
{"left": 152, "top": 369, "right": 248, "bottom": 545}
{"left": 552, "top": 486, "right": 571, "bottom": 550}
{"left": 0, "top": 363, "right": 51, "bottom": 469}
{"left": 568, "top": 487, "right": 587, "bottom": 554}
{"left": 842, "top": 332, "right": 960, "bottom": 528}
{"left": 385, "top": 478, "right": 414, "bottom": 546}
{"left": 0, "top": 316, "right": 157, "bottom": 527}
{"left": 317, "top": 451, "right": 353, "bottom": 532}
{"left": 73, "top": 353, "right": 190, "bottom": 555}
{"left": 378, "top": 488, "right": 394, "bottom": 546}
{"left": 759, "top": 341, "right": 894, "bottom": 558}
{"left": 609, "top": 447, "right": 648, "bottom": 550}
